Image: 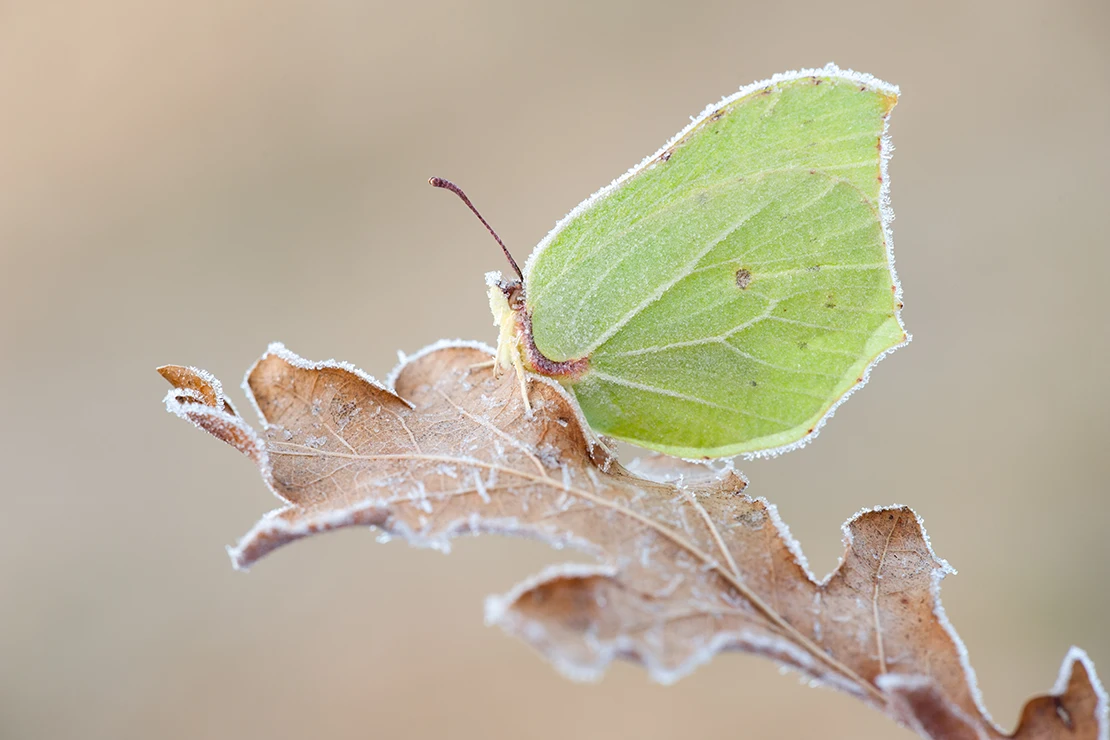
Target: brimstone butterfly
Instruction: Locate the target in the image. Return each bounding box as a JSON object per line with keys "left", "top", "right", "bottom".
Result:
{"left": 433, "top": 63, "right": 906, "bottom": 459}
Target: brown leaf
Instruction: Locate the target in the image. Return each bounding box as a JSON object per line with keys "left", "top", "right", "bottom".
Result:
{"left": 160, "top": 342, "right": 1108, "bottom": 740}
{"left": 158, "top": 364, "right": 265, "bottom": 465}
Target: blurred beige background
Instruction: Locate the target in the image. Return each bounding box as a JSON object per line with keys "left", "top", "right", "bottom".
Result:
{"left": 1, "top": 1, "right": 1107, "bottom": 738}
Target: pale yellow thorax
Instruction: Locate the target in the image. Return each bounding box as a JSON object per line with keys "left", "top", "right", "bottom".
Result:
{"left": 487, "top": 283, "right": 532, "bottom": 413}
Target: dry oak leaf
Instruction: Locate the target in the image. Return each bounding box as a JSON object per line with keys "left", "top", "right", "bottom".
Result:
{"left": 159, "top": 342, "right": 1107, "bottom": 740}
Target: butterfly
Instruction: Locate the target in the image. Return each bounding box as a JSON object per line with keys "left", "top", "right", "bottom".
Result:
{"left": 433, "top": 63, "right": 906, "bottom": 459}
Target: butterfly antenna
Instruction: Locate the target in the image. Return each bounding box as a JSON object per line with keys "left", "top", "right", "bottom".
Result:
{"left": 428, "top": 177, "right": 523, "bottom": 282}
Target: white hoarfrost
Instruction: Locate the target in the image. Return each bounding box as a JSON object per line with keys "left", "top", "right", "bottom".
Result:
{"left": 162, "top": 387, "right": 271, "bottom": 483}
{"left": 874, "top": 673, "right": 990, "bottom": 740}
{"left": 485, "top": 559, "right": 863, "bottom": 692}
{"left": 384, "top": 337, "right": 497, "bottom": 391}
{"left": 1055, "top": 646, "right": 1109, "bottom": 740}
{"left": 839, "top": 505, "right": 1002, "bottom": 731}
{"left": 761, "top": 496, "right": 817, "bottom": 583}
{"left": 392, "top": 334, "right": 616, "bottom": 465}
{"left": 241, "top": 341, "right": 406, "bottom": 429}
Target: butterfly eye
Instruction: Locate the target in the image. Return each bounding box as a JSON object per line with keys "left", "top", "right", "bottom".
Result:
{"left": 505, "top": 283, "right": 525, "bottom": 311}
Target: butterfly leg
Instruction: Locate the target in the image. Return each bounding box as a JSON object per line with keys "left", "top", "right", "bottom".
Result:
{"left": 510, "top": 346, "right": 532, "bottom": 416}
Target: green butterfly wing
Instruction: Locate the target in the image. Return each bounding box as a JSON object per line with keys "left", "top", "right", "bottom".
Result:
{"left": 523, "top": 65, "right": 906, "bottom": 458}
